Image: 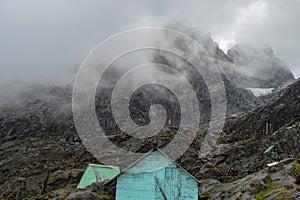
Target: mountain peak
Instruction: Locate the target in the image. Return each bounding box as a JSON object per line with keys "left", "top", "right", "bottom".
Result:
{"left": 225, "top": 43, "right": 295, "bottom": 88}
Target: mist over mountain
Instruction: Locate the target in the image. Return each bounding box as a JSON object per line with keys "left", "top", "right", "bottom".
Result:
{"left": 0, "top": 19, "right": 299, "bottom": 199}
{"left": 227, "top": 43, "right": 295, "bottom": 88}
{"left": 1, "top": 0, "right": 300, "bottom": 199}
{"left": 153, "top": 22, "right": 295, "bottom": 90}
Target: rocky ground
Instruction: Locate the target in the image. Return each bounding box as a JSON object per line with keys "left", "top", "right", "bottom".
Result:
{"left": 0, "top": 78, "right": 298, "bottom": 199}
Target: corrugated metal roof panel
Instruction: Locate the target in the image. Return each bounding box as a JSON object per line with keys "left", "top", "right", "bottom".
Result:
{"left": 77, "top": 164, "right": 120, "bottom": 189}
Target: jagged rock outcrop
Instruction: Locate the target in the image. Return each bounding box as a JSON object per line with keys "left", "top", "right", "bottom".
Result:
{"left": 152, "top": 24, "right": 259, "bottom": 115}
{"left": 166, "top": 22, "right": 232, "bottom": 62}
{"left": 162, "top": 23, "right": 295, "bottom": 89}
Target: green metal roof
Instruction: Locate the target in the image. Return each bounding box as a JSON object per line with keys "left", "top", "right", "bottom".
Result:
{"left": 263, "top": 145, "right": 275, "bottom": 154}
{"left": 77, "top": 164, "right": 120, "bottom": 189}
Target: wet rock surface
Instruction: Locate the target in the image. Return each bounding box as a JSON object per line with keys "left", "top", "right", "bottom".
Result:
{"left": 201, "top": 161, "right": 300, "bottom": 199}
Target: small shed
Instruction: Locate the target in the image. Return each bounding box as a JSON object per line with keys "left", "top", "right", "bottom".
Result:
{"left": 111, "top": 150, "right": 200, "bottom": 200}
{"left": 77, "top": 164, "right": 120, "bottom": 189}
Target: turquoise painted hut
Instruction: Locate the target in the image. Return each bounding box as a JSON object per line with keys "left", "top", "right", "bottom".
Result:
{"left": 109, "top": 149, "right": 200, "bottom": 200}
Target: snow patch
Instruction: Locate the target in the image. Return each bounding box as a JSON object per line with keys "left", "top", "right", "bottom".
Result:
{"left": 247, "top": 88, "right": 274, "bottom": 97}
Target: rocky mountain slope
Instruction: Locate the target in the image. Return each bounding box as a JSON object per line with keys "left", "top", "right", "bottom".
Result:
{"left": 0, "top": 78, "right": 299, "bottom": 199}
{"left": 0, "top": 24, "right": 298, "bottom": 199}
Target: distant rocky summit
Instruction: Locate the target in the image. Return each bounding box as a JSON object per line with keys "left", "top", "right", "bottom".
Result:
{"left": 226, "top": 43, "right": 295, "bottom": 88}
{"left": 160, "top": 22, "right": 295, "bottom": 89}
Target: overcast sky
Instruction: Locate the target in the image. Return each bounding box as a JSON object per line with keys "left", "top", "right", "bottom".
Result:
{"left": 0, "top": 0, "right": 299, "bottom": 89}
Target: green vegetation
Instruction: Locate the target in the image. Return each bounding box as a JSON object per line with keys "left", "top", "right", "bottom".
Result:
{"left": 201, "top": 191, "right": 209, "bottom": 196}
{"left": 97, "top": 191, "right": 114, "bottom": 200}
{"left": 64, "top": 183, "right": 77, "bottom": 189}
{"left": 255, "top": 183, "right": 277, "bottom": 200}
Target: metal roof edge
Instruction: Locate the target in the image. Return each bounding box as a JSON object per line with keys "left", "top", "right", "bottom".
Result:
{"left": 104, "top": 148, "right": 201, "bottom": 185}
{"left": 88, "top": 163, "right": 120, "bottom": 170}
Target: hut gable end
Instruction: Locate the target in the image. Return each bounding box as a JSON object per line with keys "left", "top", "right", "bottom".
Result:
{"left": 115, "top": 150, "right": 199, "bottom": 200}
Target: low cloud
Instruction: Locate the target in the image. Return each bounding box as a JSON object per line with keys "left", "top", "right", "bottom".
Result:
{"left": 0, "top": 0, "right": 299, "bottom": 100}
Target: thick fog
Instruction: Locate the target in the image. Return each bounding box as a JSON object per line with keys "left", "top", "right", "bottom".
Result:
{"left": 0, "top": 0, "right": 299, "bottom": 102}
